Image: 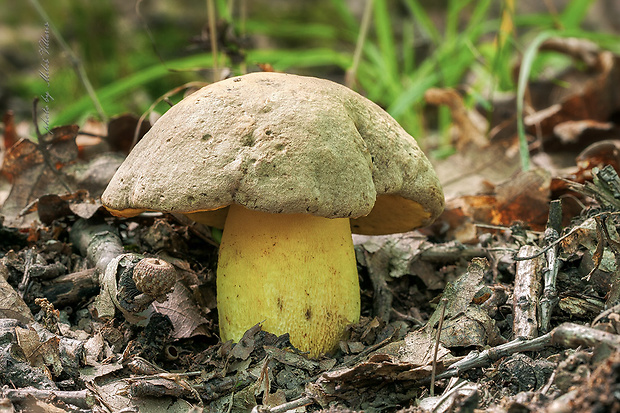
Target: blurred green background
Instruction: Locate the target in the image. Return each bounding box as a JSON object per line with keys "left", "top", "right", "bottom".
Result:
{"left": 3, "top": 0, "right": 620, "bottom": 154}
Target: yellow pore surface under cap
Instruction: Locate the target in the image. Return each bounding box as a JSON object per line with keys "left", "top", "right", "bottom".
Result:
{"left": 217, "top": 204, "right": 360, "bottom": 358}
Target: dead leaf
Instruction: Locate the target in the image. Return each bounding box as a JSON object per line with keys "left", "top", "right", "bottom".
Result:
{"left": 18, "top": 190, "right": 101, "bottom": 225}
{"left": 526, "top": 51, "right": 620, "bottom": 141}
{"left": 2, "top": 111, "right": 18, "bottom": 152}
{"left": 424, "top": 258, "right": 504, "bottom": 348}
{"left": 427, "top": 258, "right": 488, "bottom": 331}
{"left": 0, "top": 266, "right": 35, "bottom": 323}
{"left": 67, "top": 152, "right": 123, "bottom": 199}
{"left": 76, "top": 118, "right": 108, "bottom": 160}
{"left": 319, "top": 329, "right": 451, "bottom": 391}
{"left": 263, "top": 345, "right": 320, "bottom": 372}
{"left": 229, "top": 323, "right": 262, "bottom": 361}
{"left": 575, "top": 139, "right": 620, "bottom": 181}
{"left": 433, "top": 128, "right": 522, "bottom": 200}
{"left": 15, "top": 326, "right": 62, "bottom": 378}
{"left": 107, "top": 113, "right": 151, "bottom": 155}
{"left": 440, "top": 306, "right": 504, "bottom": 348}
{"left": 152, "top": 282, "right": 211, "bottom": 339}
{"left": 553, "top": 120, "right": 616, "bottom": 146}
{"left": 354, "top": 233, "right": 427, "bottom": 279}
{"left": 561, "top": 216, "right": 618, "bottom": 276}
{"left": 438, "top": 169, "right": 551, "bottom": 242}
{"left": 1, "top": 125, "right": 79, "bottom": 226}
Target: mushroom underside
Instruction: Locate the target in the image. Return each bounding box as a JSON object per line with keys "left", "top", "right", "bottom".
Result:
{"left": 185, "top": 194, "right": 432, "bottom": 235}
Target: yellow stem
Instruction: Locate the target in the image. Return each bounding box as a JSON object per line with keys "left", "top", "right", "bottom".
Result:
{"left": 217, "top": 204, "right": 360, "bottom": 357}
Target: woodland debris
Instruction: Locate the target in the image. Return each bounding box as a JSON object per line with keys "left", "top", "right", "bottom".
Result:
{"left": 540, "top": 199, "right": 561, "bottom": 333}
{"left": 565, "top": 349, "right": 620, "bottom": 412}
{"left": 426, "top": 258, "right": 504, "bottom": 348}
{"left": 69, "top": 218, "right": 123, "bottom": 272}
{"left": 437, "top": 168, "right": 552, "bottom": 243}
{"left": 38, "top": 268, "right": 98, "bottom": 309}
{"left": 0, "top": 318, "right": 87, "bottom": 391}
{"left": 525, "top": 50, "right": 620, "bottom": 140}
{"left": 434, "top": 322, "right": 620, "bottom": 384}
{"left": 0, "top": 262, "right": 34, "bottom": 323}
{"left": 1, "top": 125, "right": 79, "bottom": 227}
{"left": 513, "top": 245, "right": 544, "bottom": 338}
{"left": 550, "top": 322, "right": 620, "bottom": 349}
{"left": 1, "top": 388, "right": 93, "bottom": 410}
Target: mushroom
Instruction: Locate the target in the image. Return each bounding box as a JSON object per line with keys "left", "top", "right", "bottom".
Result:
{"left": 101, "top": 72, "right": 444, "bottom": 357}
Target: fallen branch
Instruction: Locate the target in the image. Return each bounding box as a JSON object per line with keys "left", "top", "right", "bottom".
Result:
{"left": 432, "top": 333, "right": 553, "bottom": 382}
{"left": 1, "top": 388, "right": 93, "bottom": 410}
{"left": 432, "top": 322, "right": 620, "bottom": 382}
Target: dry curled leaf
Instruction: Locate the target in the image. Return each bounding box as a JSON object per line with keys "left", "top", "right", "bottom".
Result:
{"left": 152, "top": 282, "right": 211, "bottom": 339}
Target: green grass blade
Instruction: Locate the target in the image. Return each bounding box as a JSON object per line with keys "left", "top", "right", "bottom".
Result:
{"left": 51, "top": 49, "right": 352, "bottom": 126}
{"left": 372, "top": 0, "right": 399, "bottom": 84}
{"left": 402, "top": 0, "right": 441, "bottom": 44}
{"left": 560, "top": 0, "right": 595, "bottom": 29}
{"left": 516, "top": 30, "right": 559, "bottom": 172}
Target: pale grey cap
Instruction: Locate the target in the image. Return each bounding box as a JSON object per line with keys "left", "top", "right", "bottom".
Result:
{"left": 101, "top": 72, "right": 444, "bottom": 235}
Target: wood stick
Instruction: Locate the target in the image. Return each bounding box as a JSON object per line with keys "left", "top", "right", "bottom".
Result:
{"left": 513, "top": 245, "right": 544, "bottom": 338}
{"left": 541, "top": 199, "right": 561, "bottom": 333}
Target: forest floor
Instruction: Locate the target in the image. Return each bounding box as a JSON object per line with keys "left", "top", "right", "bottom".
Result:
{"left": 2, "top": 38, "right": 620, "bottom": 412}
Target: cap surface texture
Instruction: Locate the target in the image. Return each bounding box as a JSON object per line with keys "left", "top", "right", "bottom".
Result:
{"left": 102, "top": 72, "right": 444, "bottom": 234}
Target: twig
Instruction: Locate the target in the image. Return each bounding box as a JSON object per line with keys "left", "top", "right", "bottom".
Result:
{"left": 207, "top": 0, "right": 219, "bottom": 82}
{"left": 2, "top": 388, "right": 93, "bottom": 410}
{"left": 431, "top": 334, "right": 553, "bottom": 382}
{"left": 550, "top": 322, "right": 620, "bottom": 349}
{"left": 513, "top": 245, "right": 544, "bottom": 338}
{"left": 345, "top": 0, "right": 373, "bottom": 89}
{"left": 27, "top": 0, "right": 107, "bottom": 121}
{"left": 70, "top": 218, "right": 124, "bottom": 272}
{"left": 540, "top": 199, "right": 561, "bottom": 333}
{"left": 431, "top": 322, "right": 620, "bottom": 383}
{"left": 269, "top": 396, "right": 314, "bottom": 413}
{"left": 430, "top": 298, "right": 447, "bottom": 397}
{"left": 514, "top": 211, "right": 620, "bottom": 261}
{"left": 18, "top": 248, "right": 36, "bottom": 298}
{"left": 418, "top": 243, "right": 489, "bottom": 263}
{"left": 592, "top": 302, "right": 620, "bottom": 327}
{"left": 251, "top": 396, "right": 314, "bottom": 413}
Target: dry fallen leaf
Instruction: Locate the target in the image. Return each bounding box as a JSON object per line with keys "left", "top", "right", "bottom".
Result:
{"left": 526, "top": 49, "right": 620, "bottom": 146}
{"left": 426, "top": 258, "right": 504, "bottom": 348}
{"left": 152, "top": 282, "right": 211, "bottom": 339}
{"left": 438, "top": 168, "right": 551, "bottom": 242}
{"left": 0, "top": 268, "right": 34, "bottom": 323}
{"left": 1, "top": 125, "right": 79, "bottom": 226}
{"left": 318, "top": 329, "right": 452, "bottom": 392}
{"left": 107, "top": 113, "right": 151, "bottom": 155}
{"left": 15, "top": 326, "right": 63, "bottom": 378}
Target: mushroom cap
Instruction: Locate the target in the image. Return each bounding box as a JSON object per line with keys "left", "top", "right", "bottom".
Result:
{"left": 102, "top": 72, "right": 444, "bottom": 235}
